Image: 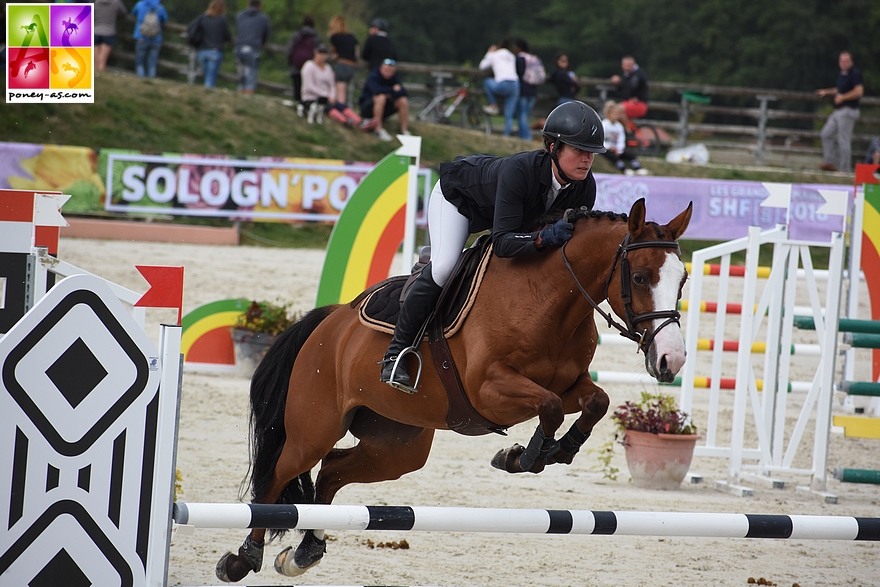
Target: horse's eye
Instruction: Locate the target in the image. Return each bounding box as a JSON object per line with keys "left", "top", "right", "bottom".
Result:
{"left": 633, "top": 273, "right": 647, "bottom": 286}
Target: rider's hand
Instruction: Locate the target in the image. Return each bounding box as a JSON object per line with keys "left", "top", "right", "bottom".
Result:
{"left": 538, "top": 220, "right": 574, "bottom": 248}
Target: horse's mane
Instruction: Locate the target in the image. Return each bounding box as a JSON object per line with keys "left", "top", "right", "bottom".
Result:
{"left": 525, "top": 207, "right": 629, "bottom": 232}
{"left": 528, "top": 206, "right": 671, "bottom": 240}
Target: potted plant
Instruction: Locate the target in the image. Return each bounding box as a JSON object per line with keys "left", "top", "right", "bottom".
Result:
{"left": 611, "top": 392, "right": 700, "bottom": 490}
{"left": 231, "top": 300, "right": 298, "bottom": 377}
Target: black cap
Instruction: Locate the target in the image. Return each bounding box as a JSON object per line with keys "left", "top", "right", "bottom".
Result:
{"left": 315, "top": 43, "right": 329, "bottom": 53}
{"left": 369, "top": 18, "right": 388, "bottom": 32}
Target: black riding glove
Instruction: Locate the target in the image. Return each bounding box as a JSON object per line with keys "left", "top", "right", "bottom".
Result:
{"left": 539, "top": 220, "right": 574, "bottom": 248}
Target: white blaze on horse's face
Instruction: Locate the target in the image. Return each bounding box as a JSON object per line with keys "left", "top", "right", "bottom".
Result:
{"left": 648, "top": 251, "right": 687, "bottom": 377}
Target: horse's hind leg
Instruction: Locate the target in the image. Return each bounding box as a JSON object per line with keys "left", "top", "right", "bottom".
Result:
{"left": 275, "top": 411, "right": 435, "bottom": 578}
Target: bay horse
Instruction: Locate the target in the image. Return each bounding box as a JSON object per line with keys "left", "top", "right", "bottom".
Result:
{"left": 216, "top": 197, "right": 693, "bottom": 582}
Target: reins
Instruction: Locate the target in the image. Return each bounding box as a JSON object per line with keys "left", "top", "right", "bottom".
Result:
{"left": 560, "top": 232, "right": 682, "bottom": 354}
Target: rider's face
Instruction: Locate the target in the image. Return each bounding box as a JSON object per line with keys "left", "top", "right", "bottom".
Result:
{"left": 553, "top": 143, "right": 595, "bottom": 183}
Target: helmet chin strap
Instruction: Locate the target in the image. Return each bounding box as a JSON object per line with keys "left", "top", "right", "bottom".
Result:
{"left": 550, "top": 139, "right": 575, "bottom": 185}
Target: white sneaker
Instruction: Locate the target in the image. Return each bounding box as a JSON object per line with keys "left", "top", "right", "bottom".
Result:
{"left": 482, "top": 104, "right": 499, "bottom": 116}
{"left": 635, "top": 168, "right": 650, "bottom": 176}
{"left": 296, "top": 103, "right": 304, "bottom": 117}
{"left": 401, "top": 129, "right": 412, "bottom": 136}
{"left": 374, "top": 128, "right": 394, "bottom": 142}
{"left": 624, "top": 168, "right": 635, "bottom": 176}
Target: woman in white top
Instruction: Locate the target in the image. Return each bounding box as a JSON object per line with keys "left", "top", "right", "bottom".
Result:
{"left": 600, "top": 101, "right": 646, "bottom": 175}
{"left": 300, "top": 43, "right": 362, "bottom": 127}
{"left": 479, "top": 39, "right": 520, "bottom": 137}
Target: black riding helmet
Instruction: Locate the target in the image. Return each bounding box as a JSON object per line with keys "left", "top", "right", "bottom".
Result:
{"left": 542, "top": 100, "right": 605, "bottom": 183}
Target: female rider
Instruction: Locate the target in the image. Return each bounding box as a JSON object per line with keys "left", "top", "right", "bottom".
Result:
{"left": 381, "top": 100, "right": 607, "bottom": 390}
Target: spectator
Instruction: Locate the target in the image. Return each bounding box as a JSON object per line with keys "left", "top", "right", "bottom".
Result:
{"left": 191, "top": 0, "right": 231, "bottom": 88}
{"left": 358, "top": 58, "right": 409, "bottom": 142}
{"left": 93, "top": 0, "right": 127, "bottom": 72}
{"left": 817, "top": 51, "right": 864, "bottom": 172}
{"left": 513, "top": 38, "right": 539, "bottom": 141}
{"left": 610, "top": 55, "right": 649, "bottom": 122}
{"left": 301, "top": 43, "right": 362, "bottom": 127}
{"left": 234, "top": 0, "right": 270, "bottom": 94}
{"left": 131, "top": 0, "right": 168, "bottom": 78}
{"left": 549, "top": 52, "right": 579, "bottom": 105}
{"left": 600, "top": 101, "right": 647, "bottom": 175}
{"left": 361, "top": 18, "right": 397, "bottom": 73}
{"left": 328, "top": 15, "right": 359, "bottom": 106}
{"left": 866, "top": 137, "right": 880, "bottom": 166}
{"left": 479, "top": 39, "right": 519, "bottom": 137}
{"left": 287, "top": 15, "right": 320, "bottom": 110}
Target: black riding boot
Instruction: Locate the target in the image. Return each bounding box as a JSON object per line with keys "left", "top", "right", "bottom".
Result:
{"left": 380, "top": 267, "right": 443, "bottom": 389}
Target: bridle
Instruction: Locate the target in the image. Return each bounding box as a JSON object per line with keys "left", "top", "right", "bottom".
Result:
{"left": 560, "top": 232, "right": 683, "bottom": 354}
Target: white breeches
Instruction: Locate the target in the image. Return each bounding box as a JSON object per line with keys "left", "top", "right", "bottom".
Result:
{"left": 427, "top": 180, "right": 471, "bottom": 287}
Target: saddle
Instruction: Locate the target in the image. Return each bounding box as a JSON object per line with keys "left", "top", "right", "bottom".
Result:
{"left": 352, "top": 235, "right": 507, "bottom": 436}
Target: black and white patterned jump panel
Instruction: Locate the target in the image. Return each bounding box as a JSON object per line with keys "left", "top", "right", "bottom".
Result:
{"left": 0, "top": 275, "right": 162, "bottom": 587}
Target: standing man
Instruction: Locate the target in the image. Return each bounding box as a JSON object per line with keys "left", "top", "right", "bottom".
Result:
{"left": 361, "top": 18, "right": 397, "bottom": 73}
{"left": 817, "top": 51, "right": 864, "bottom": 172}
{"left": 234, "top": 0, "right": 270, "bottom": 94}
{"left": 610, "top": 56, "right": 649, "bottom": 123}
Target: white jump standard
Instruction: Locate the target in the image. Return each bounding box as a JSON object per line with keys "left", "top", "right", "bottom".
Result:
{"left": 173, "top": 503, "right": 880, "bottom": 541}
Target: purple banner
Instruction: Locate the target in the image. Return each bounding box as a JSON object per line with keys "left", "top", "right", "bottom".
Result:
{"left": 594, "top": 174, "right": 851, "bottom": 242}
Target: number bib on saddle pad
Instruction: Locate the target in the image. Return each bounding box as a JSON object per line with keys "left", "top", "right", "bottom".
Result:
{"left": 355, "top": 236, "right": 493, "bottom": 338}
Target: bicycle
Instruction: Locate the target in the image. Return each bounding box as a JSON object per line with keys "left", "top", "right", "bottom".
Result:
{"left": 408, "top": 71, "right": 492, "bottom": 135}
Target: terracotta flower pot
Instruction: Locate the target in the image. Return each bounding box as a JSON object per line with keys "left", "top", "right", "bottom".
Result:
{"left": 622, "top": 429, "right": 701, "bottom": 490}
{"left": 231, "top": 327, "right": 276, "bottom": 378}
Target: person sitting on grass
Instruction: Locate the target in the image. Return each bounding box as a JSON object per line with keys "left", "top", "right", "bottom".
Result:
{"left": 358, "top": 58, "right": 409, "bottom": 142}
{"left": 600, "top": 101, "right": 648, "bottom": 176}
{"left": 300, "top": 43, "right": 362, "bottom": 127}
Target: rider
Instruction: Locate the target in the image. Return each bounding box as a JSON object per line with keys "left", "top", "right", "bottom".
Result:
{"left": 380, "top": 100, "right": 606, "bottom": 389}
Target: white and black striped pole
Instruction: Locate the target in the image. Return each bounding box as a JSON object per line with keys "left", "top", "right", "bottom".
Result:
{"left": 173, "top": 503, "right": 880, "bottom": 541}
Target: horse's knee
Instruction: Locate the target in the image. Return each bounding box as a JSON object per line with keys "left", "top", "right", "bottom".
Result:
{"left": 583, "top": 389, "right": 610, "bottom": 420}
{"left": 537, "top": 396, "right": 565, "bottom": 432}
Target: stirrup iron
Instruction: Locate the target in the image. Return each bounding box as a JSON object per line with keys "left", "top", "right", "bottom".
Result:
{"left": 386, "top": 346, "right": 423, "bottom": 394}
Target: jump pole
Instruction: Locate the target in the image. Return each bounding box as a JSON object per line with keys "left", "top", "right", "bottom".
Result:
{"left": 172, "top": 503, "right": 880, "bottom": 541}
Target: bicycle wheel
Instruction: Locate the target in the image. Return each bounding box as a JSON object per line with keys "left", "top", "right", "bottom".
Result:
{"left": 462, "top": 101, "right": 492, "bottom": 135}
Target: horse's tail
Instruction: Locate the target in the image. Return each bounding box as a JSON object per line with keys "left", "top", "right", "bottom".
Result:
{"left": 243, "top": 305, "right": 335, "bottom": 516}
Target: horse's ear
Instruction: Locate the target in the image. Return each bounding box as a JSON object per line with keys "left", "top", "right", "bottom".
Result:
{"left": 627, "top": 198, "right": 647, "bottom": 238}
{"left": 666, "top": 201, "right": 693, "bottom": 240}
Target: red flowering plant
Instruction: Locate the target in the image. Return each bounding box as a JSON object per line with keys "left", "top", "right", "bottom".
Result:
{"left": 611, "top": 392, "right": 697, "bottom": 436}
{"left": 234, "top": 300, "right": 299, "bottom": 336}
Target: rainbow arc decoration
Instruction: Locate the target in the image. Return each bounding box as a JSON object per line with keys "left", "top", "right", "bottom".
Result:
{"left": 855, "top": 164, "right": 880, "bottom": 380}
{"left": 316, "top": 137, "right": 421, "bottom": 306}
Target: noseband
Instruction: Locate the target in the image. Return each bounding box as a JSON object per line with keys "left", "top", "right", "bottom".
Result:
{"left": 560, "top": 233, "right": 682, "bottom": 354}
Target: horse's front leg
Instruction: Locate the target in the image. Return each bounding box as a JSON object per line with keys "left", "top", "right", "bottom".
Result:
{"left": 546, "top": 372, "right": 610, "bottom": 465}
{"left": 489, "top": 368, "right": 609, "bottom": 473}
{"left": 476, "top": 362, "right": 566, "bottom": 474}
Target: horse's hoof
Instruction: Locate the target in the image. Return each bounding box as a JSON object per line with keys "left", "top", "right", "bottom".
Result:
{"left": 274, "top": 532, "right": 326, "bottom": 577}
{"left": 215, "top": 535, "right": 263, "bottom": 582}
{"left": 491, "top": 443, "right": 524, "bottom": 472}
{"left": 215, "top": 551, "right": 251, "bottom": 582}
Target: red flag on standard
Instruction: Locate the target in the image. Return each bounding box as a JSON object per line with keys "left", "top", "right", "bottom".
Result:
{"left": 135, "top": 265, "right": 185, "bottom": 325}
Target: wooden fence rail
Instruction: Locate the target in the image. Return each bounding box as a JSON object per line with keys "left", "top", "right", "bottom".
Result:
{"left": 111, "top": 21, "right": 879, "bottom": 167}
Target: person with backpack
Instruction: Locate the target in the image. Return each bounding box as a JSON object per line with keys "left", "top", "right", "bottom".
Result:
{"left": 287, "top": 15, "right": 320, "bottom": 111}
{"left": 513, "top": 38, "right": 544, "bottom": 141}
{"left": 132, "top": 0, "right": 168, "bottom": 78}
{"left": 189, "top": 0, "right": 232, "bottom": 88}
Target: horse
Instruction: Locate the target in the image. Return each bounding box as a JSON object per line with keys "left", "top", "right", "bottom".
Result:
{"left": 216, "top": 197, "right": 693, "bottom": 582}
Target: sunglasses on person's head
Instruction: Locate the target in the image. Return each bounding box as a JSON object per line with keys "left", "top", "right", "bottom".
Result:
{"left": 383, "top": 59, "right": 396, "bottom": 66}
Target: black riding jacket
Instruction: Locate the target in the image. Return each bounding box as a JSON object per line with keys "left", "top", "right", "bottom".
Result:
{"left": 438, "top": 150, "right": 597, "bottom": 257}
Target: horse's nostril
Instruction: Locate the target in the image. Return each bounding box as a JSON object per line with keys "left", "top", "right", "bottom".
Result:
{"left": 659, "top": 354, "right": 668, "bottom": 372}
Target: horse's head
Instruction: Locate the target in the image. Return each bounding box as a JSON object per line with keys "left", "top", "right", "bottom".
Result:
{"left": 608, "top": 198, "right": 692, "bottom": 382}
